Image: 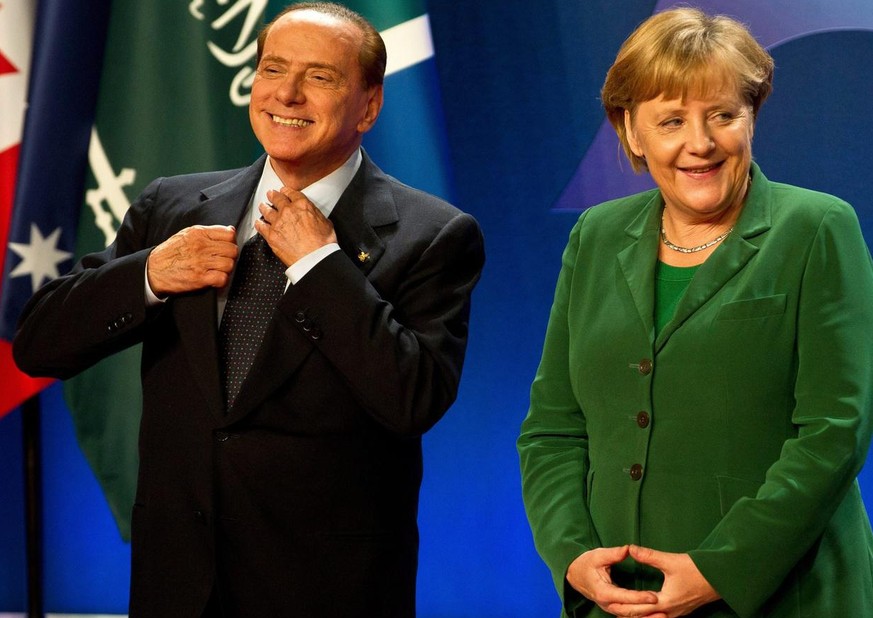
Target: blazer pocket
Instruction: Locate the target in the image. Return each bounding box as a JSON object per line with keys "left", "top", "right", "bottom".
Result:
{"left": 716, "top": 294, "right": 786, "bottom": 321}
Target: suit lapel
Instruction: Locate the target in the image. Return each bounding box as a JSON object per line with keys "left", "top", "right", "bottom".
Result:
{"left": 654, "top": 162, "right": 771, "bottom": 352}
{"left": 616, "top": 163, "right": 772, "bottom": 352}
{"left": 172, "top": 156, "right": 266, "bottom": 422}
{"left": 225, "top": 151, "right": 397, "bottom": 423}
{"left": 617, "top": 191, "right": 662, "bottom": 344}
{"left": 654, "top": 239, "right": 758, "bottom": 352}
{"left": 330, "top": 152, "right": 395, "bottom": 275}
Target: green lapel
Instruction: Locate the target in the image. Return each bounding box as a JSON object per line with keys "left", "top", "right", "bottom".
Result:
{"left": 617, "top": 191, "right": 662, "bottom": 345}
{"left": 655, "top": 162, "right": 772, "bottom": 352}
{"left": 617, "top": 162, "right": 774, "bottom": 352}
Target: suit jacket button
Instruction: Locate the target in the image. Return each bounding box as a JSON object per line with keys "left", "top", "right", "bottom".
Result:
{"left": 638, "top": 359, "right": 653, "bottom": 375}
{"left": 294, "top": 310, "right": 306, "bottom": 323}
{"left": 629, "top": 463, "right": 643, "bottom": 481}
{"left": 193, "top": 510, "right": 206, "bottom": 523}
{"left": 636, "top": 411, "right": 650, "bottom": 428}
{"left": 310, "top": 328, "right": 323, "bottom": 340}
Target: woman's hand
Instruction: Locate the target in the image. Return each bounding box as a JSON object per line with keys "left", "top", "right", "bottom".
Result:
{"left": 566, "top": 546, "right": 658, "bottom": 615}
{"left": 605, "top": 545, "right": 721, "bottom": 618}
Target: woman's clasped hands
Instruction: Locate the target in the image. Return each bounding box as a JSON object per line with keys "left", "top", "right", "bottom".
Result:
{"left": 567, "top": 545, "right": 720, "bottom": 618}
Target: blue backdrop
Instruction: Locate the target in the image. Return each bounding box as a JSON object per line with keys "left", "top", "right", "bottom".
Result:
{"left": 2, "top": 1, "right": 873, "bottom": 615}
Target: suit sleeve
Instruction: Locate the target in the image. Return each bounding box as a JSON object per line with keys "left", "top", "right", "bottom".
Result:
{"left": 517, "top": 212, "right": 599, "bottom": 615}
{"left": 689, "top": 199, "right": 873, "bottom": 616}
{"left": 277, "top": 209, "right": 484, "bottom": 437}
{"left": 13, "top": 179, "right": 163, "bottom": 378}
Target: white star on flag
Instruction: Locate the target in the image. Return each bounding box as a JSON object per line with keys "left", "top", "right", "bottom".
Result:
{"left": 8, "top": 224, "right": 73, "bottom": 293}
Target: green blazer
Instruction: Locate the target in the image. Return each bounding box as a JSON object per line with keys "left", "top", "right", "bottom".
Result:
{"left": 518, "top": 163, "right": 873, "bottom": 617}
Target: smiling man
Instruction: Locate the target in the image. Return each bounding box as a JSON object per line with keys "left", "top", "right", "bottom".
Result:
{"left": 14, "top": 3, "right": 485, "bottom": 616}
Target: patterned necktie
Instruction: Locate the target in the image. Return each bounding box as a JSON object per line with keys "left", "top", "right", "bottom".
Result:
{"left": 218, "top": 233, "right": 287, "bottom": 410}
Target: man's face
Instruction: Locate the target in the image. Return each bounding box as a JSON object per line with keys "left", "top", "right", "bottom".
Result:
{"left": 249, "top": 10, "right": 382, "bottom": 188}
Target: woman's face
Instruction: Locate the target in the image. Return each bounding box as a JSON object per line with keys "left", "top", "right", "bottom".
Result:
{"left": 624, "top": 90, "right": 754, "bottom": 223}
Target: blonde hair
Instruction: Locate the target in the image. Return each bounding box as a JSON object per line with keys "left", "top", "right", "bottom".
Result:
{"left": 601, "top": 7, "right": 774, "bottom": 172}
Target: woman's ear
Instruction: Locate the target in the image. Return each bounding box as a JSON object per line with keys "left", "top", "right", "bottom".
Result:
{"left": 624, "top": 109, "right": 643, "bottom": 157}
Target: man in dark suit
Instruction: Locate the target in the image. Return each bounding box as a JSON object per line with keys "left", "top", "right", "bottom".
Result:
{"left": 13, "top": 3, "right": 484, "bottom": 616}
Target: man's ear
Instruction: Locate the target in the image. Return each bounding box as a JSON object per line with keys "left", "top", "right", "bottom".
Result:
{"left": 358, "top": 85, "right": 384, "bottom": 133}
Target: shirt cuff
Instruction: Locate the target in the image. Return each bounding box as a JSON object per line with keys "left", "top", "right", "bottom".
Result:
{"left": 287, "top": 243, "right": 341, "bottom": 285}
{"left": 145, "top": 266, "right": 167, "bottom": 307}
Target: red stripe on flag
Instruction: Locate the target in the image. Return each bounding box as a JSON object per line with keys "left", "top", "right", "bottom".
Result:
{"left": 0, "top": 341, "right": 52, "bottom": 415}
{"left": 1, "top": 145, "right": 55, "bottom": 417}
{"left": 0, "top": 49, "right": 17, "bottom": 75}
{"left": 1, "top": 144, "right": 20, "bottom": 277}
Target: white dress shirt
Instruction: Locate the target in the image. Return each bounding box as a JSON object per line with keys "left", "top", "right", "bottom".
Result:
{"left": 145, "top": 149, "right": 362, "bottom": 321}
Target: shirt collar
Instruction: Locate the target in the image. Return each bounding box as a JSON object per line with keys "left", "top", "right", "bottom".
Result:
{"left": 244, "top": 149, "right": 362, "bottom": 236}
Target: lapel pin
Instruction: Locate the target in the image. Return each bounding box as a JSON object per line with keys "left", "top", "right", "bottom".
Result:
{"left": 357, "top": 250, "right": 370, "bottom": 263}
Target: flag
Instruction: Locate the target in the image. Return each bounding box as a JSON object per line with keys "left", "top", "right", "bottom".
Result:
{"left": 344, "top": 0, "right": 456, "bottom": 201}
{"left": 0, "top": 0, "right": 111, "bottom": 410}
{"left": 0, "top": 0, "right": 53, "bottom": 417}
{"left": 62, "top": 0, "right": 263, "bottom": 539}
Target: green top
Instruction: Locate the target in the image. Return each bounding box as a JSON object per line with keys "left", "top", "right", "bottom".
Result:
{"left": 654, "top": 261, "right": 700, "bottom": 336}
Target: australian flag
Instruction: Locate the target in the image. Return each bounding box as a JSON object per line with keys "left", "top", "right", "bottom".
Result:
{"left": 0, "top": 0, "right": 111, "bottom": 416}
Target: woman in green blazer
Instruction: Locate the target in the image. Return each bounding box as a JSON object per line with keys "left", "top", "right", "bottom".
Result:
{"left": 518, "top": 8, "right": 873, "bottom": 618}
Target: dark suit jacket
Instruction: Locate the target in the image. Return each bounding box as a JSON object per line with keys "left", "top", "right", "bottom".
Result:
{"left": 518, "top": 163, "right": 873, "bottom": 617}
{"left": 15, "top": 152, "right": 485, "bottom": 617}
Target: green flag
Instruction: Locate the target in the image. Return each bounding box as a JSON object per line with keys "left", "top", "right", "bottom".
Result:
{"left": 67, "top": 0, "right": 263, "bottom": 539}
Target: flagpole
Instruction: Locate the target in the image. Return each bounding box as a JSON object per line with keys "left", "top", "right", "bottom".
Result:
{"left": 23, "top": 394, "right": 44, "bottom": 618}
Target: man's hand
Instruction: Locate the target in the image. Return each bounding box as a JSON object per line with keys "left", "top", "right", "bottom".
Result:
{"left": 567, "top": 546, "right": 658, "bottom": 615}
{"left": 146, "top": 225, "right": 238, "bottom": 296}
{"left": 256, "top": 187, "right": 337, "bottom": 266}
{"left": 605, "top": 545, "right": 720, "bottom": 618}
